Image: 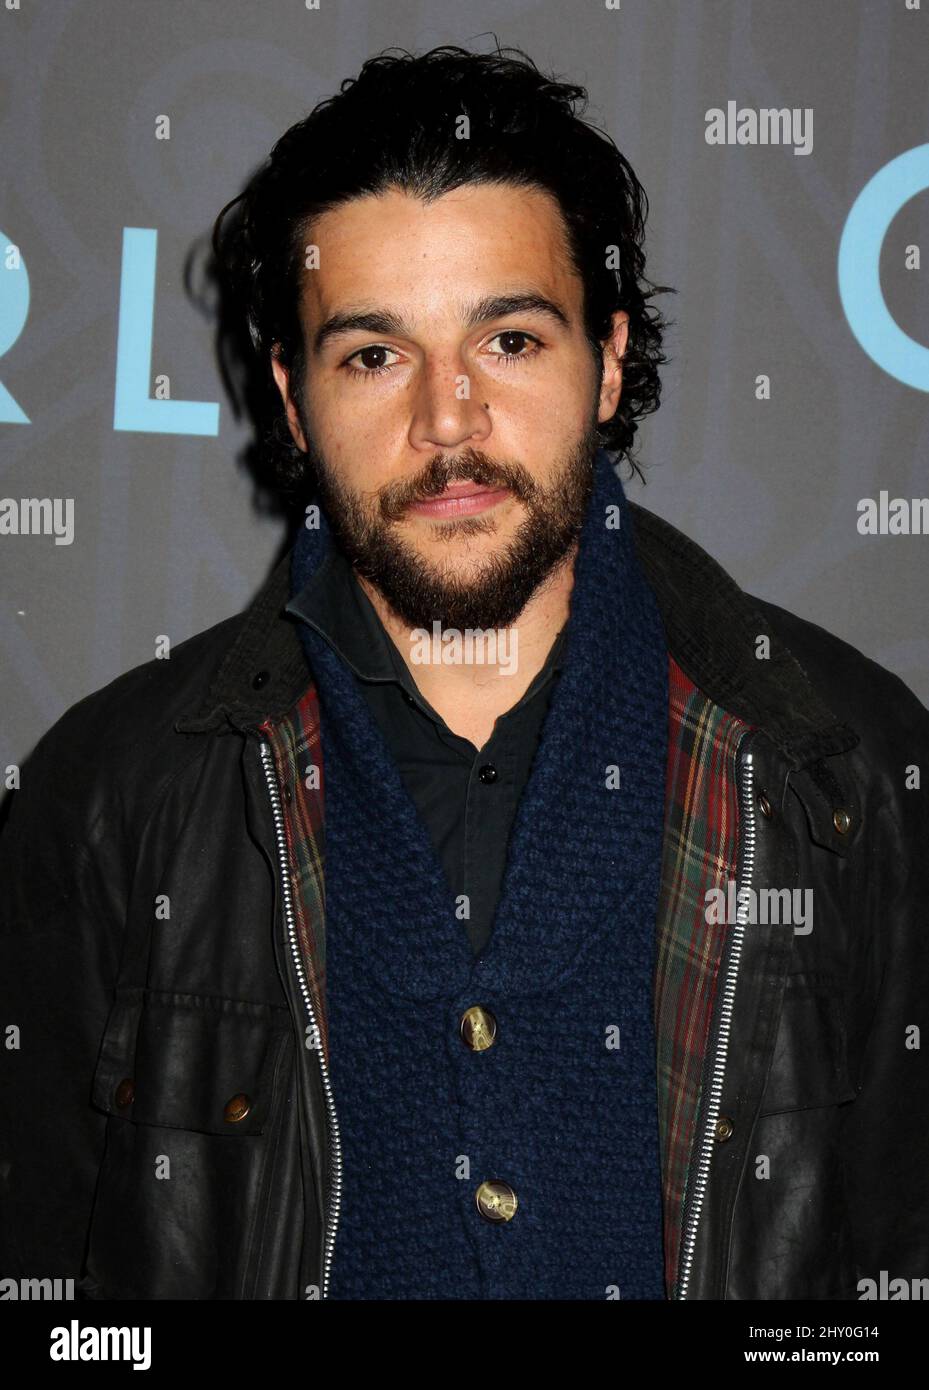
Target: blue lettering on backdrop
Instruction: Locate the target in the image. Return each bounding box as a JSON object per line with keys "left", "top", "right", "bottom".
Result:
{"left": 0, "top": 229, "right": 30, "bottom": 424}
{"left": 838, "top": 143, "right": 929, "bottom": 393}
{"left": 114, "top": 227, "right": 219, "bottom": 434}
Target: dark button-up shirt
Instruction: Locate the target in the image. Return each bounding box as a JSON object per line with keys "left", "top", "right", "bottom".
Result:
{"left": 287, "top": 544, "right": 565, "bottom": 955}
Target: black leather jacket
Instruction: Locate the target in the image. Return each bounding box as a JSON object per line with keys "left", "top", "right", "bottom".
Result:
{"left": 2, "top": 500, "right": 927, "bottom": 1300}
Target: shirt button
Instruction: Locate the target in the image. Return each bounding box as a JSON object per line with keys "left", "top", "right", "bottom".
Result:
{"left": 402, "top": 690, "right": 416, "bottom": 707}
{"left": 716, "top": 1115, "right": 735, "bottom": 1142}
{"left": 475, "top": 1180, "right": 518, "bottom": 1223}
{"left": 459, "top": 1005, "right": 498, "bottom": 1051}
{"left": 478, "top": 764, "right": 498, "bottom": 784}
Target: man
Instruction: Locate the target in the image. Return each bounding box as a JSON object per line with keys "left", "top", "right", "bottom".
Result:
{"left": 1, "top": 44, "right": 927, "bottom": 1302}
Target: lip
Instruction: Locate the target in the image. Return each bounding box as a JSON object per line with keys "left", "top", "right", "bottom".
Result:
{"left": 406, "top": 483, "right": 513, "bottom": 519}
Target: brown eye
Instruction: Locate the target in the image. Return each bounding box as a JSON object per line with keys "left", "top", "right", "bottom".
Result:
{"left": 344, "top": 344, "right": 401, "bottom": 378}
{"left": 485, "top": 331, "right": 542, "bottom": 364}
{"left": 498, "top": 331, "right": 528, "bottom": 355}
{"left": 358, "top": 346, "right": 390, "bottom": 370}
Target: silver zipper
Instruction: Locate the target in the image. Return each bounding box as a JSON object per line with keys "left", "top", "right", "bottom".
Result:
{"left": 676, "top": 736, "right": 757, "bottom": 1299}
{"left": 259, "top": 738, "right": 343, "bottom": 1300}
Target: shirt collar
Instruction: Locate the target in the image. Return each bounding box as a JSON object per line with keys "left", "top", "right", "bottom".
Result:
{"left": 284, "top": 537, "right": 566, "bottom": 720}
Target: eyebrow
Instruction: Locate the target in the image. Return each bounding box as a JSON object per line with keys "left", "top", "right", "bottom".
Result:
{"left": 311, "top": 291, "right": 571, "bottom": 355}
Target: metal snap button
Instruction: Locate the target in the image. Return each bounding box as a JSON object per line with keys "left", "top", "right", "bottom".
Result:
{"left": 224, "top": 1093, "right": 252, "bottom": 1123}
{"left": 114, "top": 1078, "right": 135, "bottom": 1109}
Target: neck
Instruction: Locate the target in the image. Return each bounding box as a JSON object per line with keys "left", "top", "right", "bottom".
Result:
{"left": 354, "top": 545, "right": 578, "bottom": 750}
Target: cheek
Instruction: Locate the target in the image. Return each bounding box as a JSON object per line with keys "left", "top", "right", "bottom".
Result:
{"left": 514, "top": 365, "right": 598, "bottom": 439}
{"left": 308, "top": 404, "right": 405, "bottom": 496}
{"left": 313, "top": 373, "right": 406, "bottom": 443}
{"left": 515, "top": 349, "right": 599, "bottom": 419}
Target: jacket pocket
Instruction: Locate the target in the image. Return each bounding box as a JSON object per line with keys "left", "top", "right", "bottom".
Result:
{"left": 85, "top": 988, "right": 297, "bottom": 1298}
{"left": 757, "top": 970, "right": 858, "bottom": 1116}
{"left": 91, "top": 987, "right": 291, "bottom": 1135}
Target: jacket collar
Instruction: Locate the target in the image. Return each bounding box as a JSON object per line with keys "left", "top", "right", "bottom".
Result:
{"left": 627, "top": 502, "right": 859, "bottom": 766}
{"left": 175, "top": 498, "right": 860, "bottom": 769}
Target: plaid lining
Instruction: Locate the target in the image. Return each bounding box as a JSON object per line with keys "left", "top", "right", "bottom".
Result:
{"left": 261, "top": 652, "right": 752, "bottom": 1296}
{"left": 260, "top": 702, "right": 328, "bottom": 1065}
{"left": 654, "top": 656, "right": 754, "bottom": 1294}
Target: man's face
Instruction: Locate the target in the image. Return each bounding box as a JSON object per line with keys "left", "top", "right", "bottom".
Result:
{"left": 272, "top": 181, "right": 628, "bottom": 631}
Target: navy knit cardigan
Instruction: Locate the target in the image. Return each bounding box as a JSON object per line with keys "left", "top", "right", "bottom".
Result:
{"left": 290, "top": 448, "right": 669, "bottom": 1299}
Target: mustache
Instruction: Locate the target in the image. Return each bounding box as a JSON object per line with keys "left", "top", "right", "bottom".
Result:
{"left": 378, "top": 450, "right": 538, "bottom": 522}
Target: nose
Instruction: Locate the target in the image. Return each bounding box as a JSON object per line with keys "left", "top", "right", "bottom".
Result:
{"left": 407, "top": 354, "right": 491, "bottom": 453}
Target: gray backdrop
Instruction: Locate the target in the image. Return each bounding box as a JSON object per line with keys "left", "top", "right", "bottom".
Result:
{"left": 2, "top": 0, "right": 928, "bottom": 783}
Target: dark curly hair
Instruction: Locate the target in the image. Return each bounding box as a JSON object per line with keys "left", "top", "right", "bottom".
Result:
{"left": 212, "top": 42, "right": 674, "bottom": 503}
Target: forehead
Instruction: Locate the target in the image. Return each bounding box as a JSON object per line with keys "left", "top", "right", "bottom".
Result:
{"left": 298, "top": 182, "right": 581, "bottom": 323}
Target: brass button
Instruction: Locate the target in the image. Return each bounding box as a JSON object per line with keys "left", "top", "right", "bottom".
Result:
{"left": 460, "top": 1005, "right": 498, "bottom": 1051}
{"left": 757, "top": 791, "right": 773, "bottom": 818}
{"left": 114, "top": 1078, "right": 135, "bottom": 1108}
{"left": 224, "top": 1093, "right": 251, "bottom": 1124}
{"left": 833, "top": 808, "right": 851, "bottom": 835}
{"left": 475, "top": 1179, "right": 518, "bottom": 1223}
{"left": 716, "top": 1115, "right": 734, "bottom": 1142}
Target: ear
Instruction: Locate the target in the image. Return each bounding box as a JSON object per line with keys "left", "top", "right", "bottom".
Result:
{"left": 270, "top": 343, "right": 309, "bottom": 452}
{"left": 597, "top": 310, "right": 630, "bottom": 425}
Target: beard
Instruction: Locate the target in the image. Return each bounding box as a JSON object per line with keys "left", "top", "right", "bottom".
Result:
{"left": 302, "top": 421, "right": 602, "bottom": 633}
